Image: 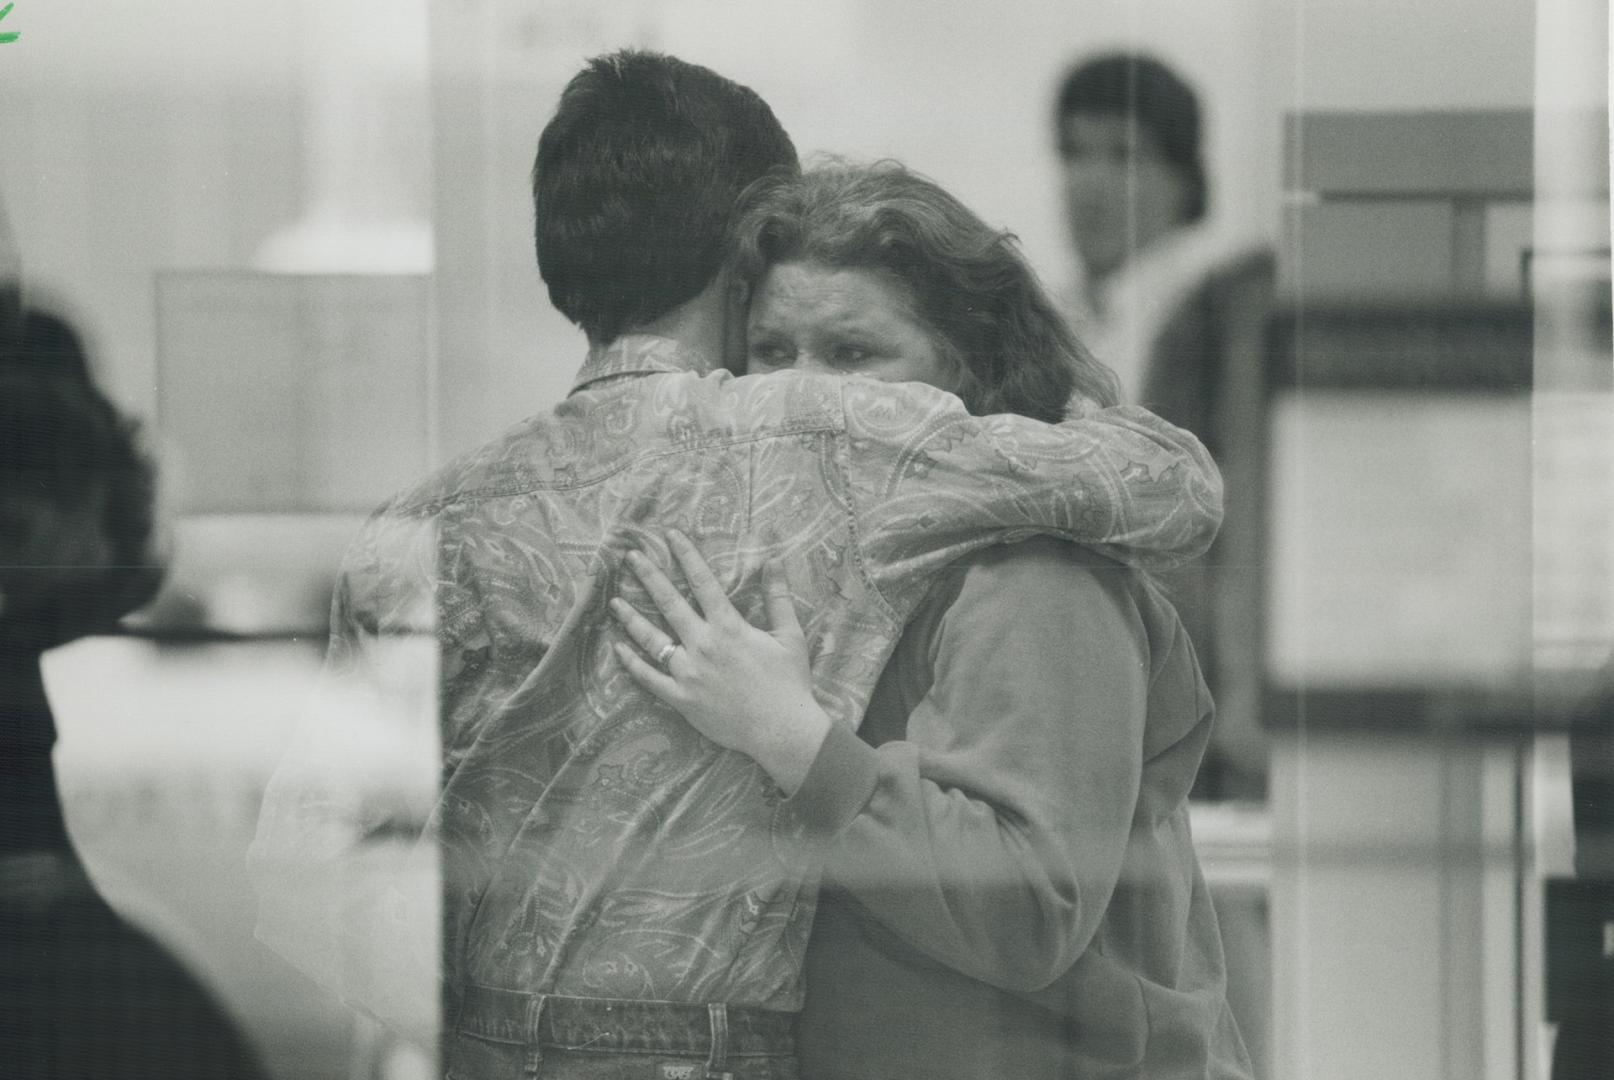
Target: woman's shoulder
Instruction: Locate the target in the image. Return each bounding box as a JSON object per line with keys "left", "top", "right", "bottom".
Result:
{"left": 948, "top": 538, "right": 1193, "bottom": 660}
{"left": 956, "top": 536, "right": 1141, "bottom": 597}
{"left": 947, "top": 538, "right": 1144, "bottom": 628}
{"left": 956, "top": 540, "right": 1210, "bottom": 724}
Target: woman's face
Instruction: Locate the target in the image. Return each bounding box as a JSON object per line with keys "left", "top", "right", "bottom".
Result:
{"left": 744, "top": 261, "right": 957, "bottom": 393}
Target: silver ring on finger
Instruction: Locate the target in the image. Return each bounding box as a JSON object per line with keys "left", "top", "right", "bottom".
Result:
{"left": 654, "top": 641, "right": 679, "bottom": 669}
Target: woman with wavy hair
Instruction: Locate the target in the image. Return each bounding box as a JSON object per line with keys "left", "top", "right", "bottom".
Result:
{"left": 730, "top": 160, "right": 1119, "bottom": 421}
{"left": 611, "top": 163, "right": 1252, "bottom": 1080}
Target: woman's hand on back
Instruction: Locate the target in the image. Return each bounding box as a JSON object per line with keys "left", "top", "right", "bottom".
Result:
{"left": 610, "top": 530, "right": 831, "bottom": 795}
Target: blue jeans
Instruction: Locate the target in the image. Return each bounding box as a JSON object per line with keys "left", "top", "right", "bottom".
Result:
{"left": 444, "top": 987, "right": 800, "bottom": 1080}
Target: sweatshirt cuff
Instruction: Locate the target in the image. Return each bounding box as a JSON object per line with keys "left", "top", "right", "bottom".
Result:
{"left": 777, "top": 721, "right": 880, "bottom": 843}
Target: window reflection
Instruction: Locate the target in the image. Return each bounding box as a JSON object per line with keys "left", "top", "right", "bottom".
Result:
{"left": 2, "top": 1, "right": 1607, "bottom": 1078}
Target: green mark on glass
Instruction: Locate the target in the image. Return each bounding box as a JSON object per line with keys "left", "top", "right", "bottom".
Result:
{"left": 0, "top": 4, "right": 17, "bottom": 45}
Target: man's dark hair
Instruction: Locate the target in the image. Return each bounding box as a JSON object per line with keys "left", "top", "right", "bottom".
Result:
{"left": 0, "top": 310, "right": 164, "bottom": 656}
{"left": 533, "top": 50, "right": 798, "bottom": 345}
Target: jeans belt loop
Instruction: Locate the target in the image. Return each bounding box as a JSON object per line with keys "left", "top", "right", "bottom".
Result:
{"left": 705, "top": 1002, "right": 733, "bottom": 1080}
{"left": 523, "top": 993, "right": 548, "bottom": 1078}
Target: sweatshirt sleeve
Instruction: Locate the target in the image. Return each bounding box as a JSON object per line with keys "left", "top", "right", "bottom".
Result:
{"left": 794, "top": 539, "right": 1149, "bottom": 993}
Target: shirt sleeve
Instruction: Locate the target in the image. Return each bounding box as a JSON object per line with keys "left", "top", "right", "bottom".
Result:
{"left": 794, "top": 539, "right": 1150, "bottom": 994}
{"left": 834, "top": 378, "right": 1223, "bottom": 622}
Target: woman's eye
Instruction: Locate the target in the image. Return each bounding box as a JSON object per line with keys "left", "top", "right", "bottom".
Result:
{"left": 831, "top": 345, "right": 870, "bottom": 367}
{"left": 748, "top": 344, "right": 792, "bottom": 369}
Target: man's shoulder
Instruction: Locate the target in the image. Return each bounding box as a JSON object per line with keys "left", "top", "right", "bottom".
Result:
{"left": 378, "top": 412, "right": 565, "bottom": 519}
{"left": 337, "top": 414, "right": 566, "bottom": 601}
{"left": 380, "top": 372, "right": 862, "bottom": 520}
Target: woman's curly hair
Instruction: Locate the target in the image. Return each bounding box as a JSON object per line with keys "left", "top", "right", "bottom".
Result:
{"left": 728, "top": 160, "right": 1119, "bottom": 421}
{"left": 0, "top": 309, "right": 164, "bottom": 655}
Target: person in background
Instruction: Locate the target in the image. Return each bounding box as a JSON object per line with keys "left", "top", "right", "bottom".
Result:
{"left": 251, "top": 50, "right": 1225, "bottom": 1080}
{"left": 1056, "top": 52, "right": 1273, "bottom": 800}
{"left": 1055, "top": 51, "right": 1278, "bottom": 1077}
{"left": 612, "top": 162, "right": 1253, "bottom": 1080}
{"left": 0, "top": 306, "right": 268, "bottom": 1080}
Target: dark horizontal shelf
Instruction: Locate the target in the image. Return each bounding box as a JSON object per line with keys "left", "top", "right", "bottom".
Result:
{"left": 105, "top": 623, "right": 328, "bottom": 646}
{"left": 1263, "top": 683, "right": 1612, "bottom": 736}
{"left": 1265, "top": 299, "right": 1536, "bottom": 392}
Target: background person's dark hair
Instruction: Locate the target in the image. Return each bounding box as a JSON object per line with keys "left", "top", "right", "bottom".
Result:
{"left": 1054, "top": 52, "right": 1208, "bottom": 224}
{"left": 729, "top": 162, "right": 1119, "bottom": 422}
{"left": 0, "top": 311, "right": 164, "bottom": 656}
{"left": 533, "top": 49, "right": 799, "bottom": 345}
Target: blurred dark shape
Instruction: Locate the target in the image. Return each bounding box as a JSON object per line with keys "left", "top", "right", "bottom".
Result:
{"left": 0, "top": 306, "right": 268, "bottom": 1079}
{"left": 0, "top": 312, "right": 165, "bottom": 654}
{"left": 1547, "top": 876, "right": 1614, "bottom": 1080}
{"left": 0, "top": 187, "right": 19, "bottom": 321}
{"left": 1549, "top": 653, "right": 1614, "bottom": 1080}
{"left": 2, "top": 305, "right": 95, "bottom": 381}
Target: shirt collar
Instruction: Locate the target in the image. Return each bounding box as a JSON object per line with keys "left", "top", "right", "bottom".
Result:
{"left": 570, "top": 334, "right": 720, "bottom": 394}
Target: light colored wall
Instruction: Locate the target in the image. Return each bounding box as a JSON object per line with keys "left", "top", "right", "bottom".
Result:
{"left": 657, "top": 0, "right": 1283, "bottom": 300}
{"left": 0, "top": 0, "right": 428, "bottom": 421}
{"left": 0, "top": 1, "right": 303, "bottom": 416}
{"left": 431, "top": 0, "right": 1288, "bottom": 443}
{"left": 1, "top": 0, "right": 1548, "bottom": 431}
{"left": 430, "top": 0, "right": 1545, "bottom": 439}
{"left": 1269, "top": 0, "right": 1537, "bottom": 112}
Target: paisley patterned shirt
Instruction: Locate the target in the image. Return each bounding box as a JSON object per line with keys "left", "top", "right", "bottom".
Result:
{"left": 256, "top": 334, "right": 1221, "bottom": 1020}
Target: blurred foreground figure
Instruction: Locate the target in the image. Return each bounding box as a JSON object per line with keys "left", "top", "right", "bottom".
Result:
{"left": 0, "top": 307, "right": 267, "bottom": 1080}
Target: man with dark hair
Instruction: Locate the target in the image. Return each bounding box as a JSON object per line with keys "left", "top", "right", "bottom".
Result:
{"left": 254, "top": 49, "right": 1226, "bottom": 1079}
{"left": 0, "top": 310, "right": 268, "bottom": 1080}
{"left": 533, "top": 51, "right": 797, "bottom": 347}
